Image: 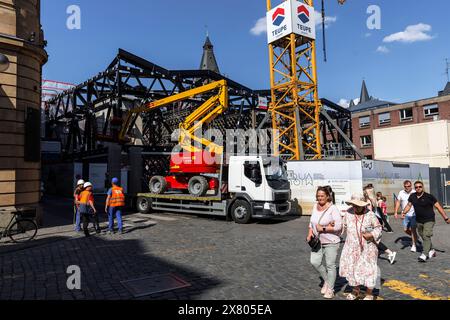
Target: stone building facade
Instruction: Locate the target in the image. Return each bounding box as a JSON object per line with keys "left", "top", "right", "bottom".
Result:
{"left": 0, "top": 0, "right": 47, "bottom": 216}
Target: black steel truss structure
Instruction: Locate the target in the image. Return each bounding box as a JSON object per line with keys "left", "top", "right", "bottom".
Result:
{"left": 44, "top": 49, "right": 354, "bottom": 164}
{"left": 320, "top": 98, "right": 355, "bottom": 158}
{"left": 45, "top": 49, "right": 266, "bottom": 156}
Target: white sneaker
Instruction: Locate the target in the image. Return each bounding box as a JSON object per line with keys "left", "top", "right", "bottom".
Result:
{"left": 410, "top": 245, "right": 417, "bottom": 252}
{"left": 428, "top": 249, "right": 436, "bottom": 259}
{"left": 388, "top": 251, "right": 397, "bottom": 264}
{"left": 321, "top": 283, "right": 329, "bottom": 295}
{"left": 324, "top": 289, "right": 334, "bottom": 299}
{"left": 418, "top": 254, "right": 428, "bottom": 262}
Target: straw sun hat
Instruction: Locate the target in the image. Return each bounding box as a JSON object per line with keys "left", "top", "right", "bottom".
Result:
{"left": 345, "top": 194, "right": 369, "bottom": 207}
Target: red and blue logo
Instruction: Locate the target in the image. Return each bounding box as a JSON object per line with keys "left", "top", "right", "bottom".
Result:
{"left": 272, "top": 8, "right": 285, "bottom": 26}
{"left": 298, "top": 5, "right": 310, "bottom": 23}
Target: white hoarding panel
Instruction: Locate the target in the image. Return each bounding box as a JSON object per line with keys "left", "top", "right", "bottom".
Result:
{"left": 121, "top": 169, "right": 128, "bottom": 194}
{"left": 287, "top": 161, "right": 363, "bottom": 215}
{"left": 89, "top": 163, "right": 107, "bottom": 193}
{"left": 267, "top": 1, "right": 293, "bottom": 44}
{"left": 290, "top": 1, "right": 316, "bottom": 40}
{"left": 362, "top": 160, "right": 430, "bottom": 213}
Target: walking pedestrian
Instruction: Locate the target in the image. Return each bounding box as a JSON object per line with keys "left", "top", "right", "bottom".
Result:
{"left": 78, "top": 182, "right": 101, "bottom": 237}
{"left": 105, "top": 177, "right": 125, "bottom": 234}
{"left": 365, "top": 189, "right": 396, "bottom": 264}
{"left": 381, "top": 196, "right": 389, "bottom": 223}
{"left": 339, "top": 194, "right": 382, "bottom": 300}
{"left": 73, "top": 179, "right": 85, "bottom": 232}
{"left": 365, "top": 186, "right": 393, "bottom": 232}
{"left": 306, "top": 186, "right": 343, "bottom": 299}
{"left": 400, "top": 181, "right": 450, "bottom": 262}
{"left": 394, "top": 180, "right": 419, "bottom": 252}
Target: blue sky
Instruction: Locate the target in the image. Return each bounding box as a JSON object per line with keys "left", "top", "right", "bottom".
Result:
{"left": 42, "top": 0, "right": 450, "bottom": 106}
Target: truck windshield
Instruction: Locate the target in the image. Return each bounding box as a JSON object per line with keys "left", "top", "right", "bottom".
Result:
{"left": 263, "top": 158, "right": 288, "bottom": 181}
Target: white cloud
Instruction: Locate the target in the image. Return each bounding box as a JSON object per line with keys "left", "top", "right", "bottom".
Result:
{"left": 338, "top": 98, "right": 360, "bottom": 109}
{"left": 338, "top": 99, "right": 350, "bottom": 108}
{"left": 365, "top": 33, "right": 372, "bottom": 38}
{"left": 383, "top": 23, "right": 434, "bottom": 43}
{"left": 376, "top": 45, "right": 390, "bottom": 53}
{"left": 314, "top": 10, "right": 337, "bottom": 29}
{"left": 249, "top": 11, "right": 337, "bottom": 36}
{"left": 250, "top": 17, "right": 267, "bottom": 36}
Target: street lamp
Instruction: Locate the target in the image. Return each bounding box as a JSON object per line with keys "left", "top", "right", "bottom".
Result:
{"left": 0, "top": 53, "right": 10, "bottom": 72}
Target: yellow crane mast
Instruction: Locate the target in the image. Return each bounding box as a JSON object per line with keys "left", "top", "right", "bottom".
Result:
{"left": 267, "top": 0, "right": 346, "bottom": 160}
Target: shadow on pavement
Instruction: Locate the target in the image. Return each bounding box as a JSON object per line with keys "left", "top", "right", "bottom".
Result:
{"left": 254, "top": 215, "right": 302, "bottom": 225}
{"left": 0, "top": 233, "right": 221, "bottom": 300}
{"left": 40, "top": 195, "right": 136, "bottom": 229}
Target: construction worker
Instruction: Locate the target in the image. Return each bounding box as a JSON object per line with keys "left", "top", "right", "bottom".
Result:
{"left": 78, "top": 182, "right": 100, "bottom": 237}
{"left": 105, "top": 177, "right": 125, "bottom": 234}
{"left": 73, "top": 179, "right": 85, "bottom": 232}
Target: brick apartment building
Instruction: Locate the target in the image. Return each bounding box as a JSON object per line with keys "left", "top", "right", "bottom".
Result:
{"left": 349, "top": 81, "right": 450, "bottom": 159}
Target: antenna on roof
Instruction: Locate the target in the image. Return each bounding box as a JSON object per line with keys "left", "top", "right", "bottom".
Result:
{"left": 445, "top": 58, "right": 449, "bottom": 82}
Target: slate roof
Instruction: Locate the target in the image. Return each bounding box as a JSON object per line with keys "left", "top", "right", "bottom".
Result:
{"left": 438, "top": 82, "right": 450, "bottom": 96}
{"left": 348, "top": 80, "right": 396, "bottom": 113}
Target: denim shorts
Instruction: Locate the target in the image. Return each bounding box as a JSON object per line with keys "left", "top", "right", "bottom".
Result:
{"left": 403, "top": 215, "right": 417, "bottom": 229}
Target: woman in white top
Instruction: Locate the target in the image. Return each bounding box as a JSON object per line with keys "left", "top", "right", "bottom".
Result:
{"left": 307, "top": 186, "right": 343, "bottom": 299}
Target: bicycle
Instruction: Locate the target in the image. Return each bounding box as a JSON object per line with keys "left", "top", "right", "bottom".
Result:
{"left": 0, "top": 210, "right": 38, "bottom": 243}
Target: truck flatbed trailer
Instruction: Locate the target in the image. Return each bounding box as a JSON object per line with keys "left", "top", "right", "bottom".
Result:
{"left": 137, "top": 193, "right": 222, "bottom": 202}
{"left": 136, "top": 193, "right": 227, "bottom": 217}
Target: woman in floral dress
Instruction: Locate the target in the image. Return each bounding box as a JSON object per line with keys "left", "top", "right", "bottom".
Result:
{"left": 339, "top": 194, "right": 382, "bottom": 300}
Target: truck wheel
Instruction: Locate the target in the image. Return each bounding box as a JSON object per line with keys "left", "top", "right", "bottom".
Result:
{"left": 188, "top": 176, "right": 209, "bottom": 197}
{"left": 136, "top": 196, "right": 152, "bottom": 214}
{"left": 231, "top": 200, "right": 252, "bottom": 224}
{"left": 149, "top": 176, "right": 167, "bottom": 194}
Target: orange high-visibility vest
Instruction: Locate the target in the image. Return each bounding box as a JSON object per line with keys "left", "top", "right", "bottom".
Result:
{"left": 79, "top": 190, "right": 93, "bottom": 205}
{"left": 109, "top": 186, "right": 125, "bottom": 207}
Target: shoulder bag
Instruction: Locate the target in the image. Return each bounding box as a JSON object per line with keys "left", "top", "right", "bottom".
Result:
{"left": 308, "top": 206, "right": 331, "bottom": 252}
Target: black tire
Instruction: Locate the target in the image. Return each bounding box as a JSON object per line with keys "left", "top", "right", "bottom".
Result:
{"left": 149, "top": 176, "right": 167, "bottom": 194}
{"left": 231, "top": 200, "right": 252, "bottom": 224}
{"left": 8, "top": 219, "right": 38, "bottom": 243}
{"left": 136, "top": 196, "right": 152, "bottom": 214}
{"left": 188, "top": 176, "right": 209, "bottom": 197}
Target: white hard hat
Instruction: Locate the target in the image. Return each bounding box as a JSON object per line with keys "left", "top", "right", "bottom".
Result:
{"left": 77, "top": 179, "right": 85, "bottom": 186}
{"left": 83, "top": 182, "right": 93, "bottom": 188}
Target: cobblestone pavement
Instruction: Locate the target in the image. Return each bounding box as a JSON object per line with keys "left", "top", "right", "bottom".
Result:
{"left": 0, "top": 197, "right": 449, "bottom": 300}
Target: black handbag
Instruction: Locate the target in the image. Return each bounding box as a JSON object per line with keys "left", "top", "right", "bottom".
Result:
{"left": 308, "top": 235, "right": 322, "bottom": 252}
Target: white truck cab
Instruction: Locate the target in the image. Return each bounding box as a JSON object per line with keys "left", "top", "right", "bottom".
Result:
{"left": 227, "top": 155, "right": 291, "bottom": 223}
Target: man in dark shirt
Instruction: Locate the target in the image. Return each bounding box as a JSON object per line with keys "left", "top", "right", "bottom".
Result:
{"left": 402, "top": 181, "right": 449, "bottom": 262}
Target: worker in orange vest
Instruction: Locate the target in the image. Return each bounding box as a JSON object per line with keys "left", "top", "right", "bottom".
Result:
{"left": 105, "top": 177, "right": 125, "bottom": 234}
{"left": 78, "top": 182, "right": 100, "bottom": 236}
{"left": 73, "top": 179, "right": 85, "bottom": 232}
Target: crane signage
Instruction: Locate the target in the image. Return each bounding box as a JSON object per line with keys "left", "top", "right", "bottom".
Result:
{"left": 267, "top": 0, "right": 316, "bottom": 44}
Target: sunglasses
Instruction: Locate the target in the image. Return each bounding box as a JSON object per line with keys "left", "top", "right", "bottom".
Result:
{"left": 404, "top": 185, "right": 412, "bottom": 188}
{"left": 414, "top": 186, "right": 423, "bottom": 189}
